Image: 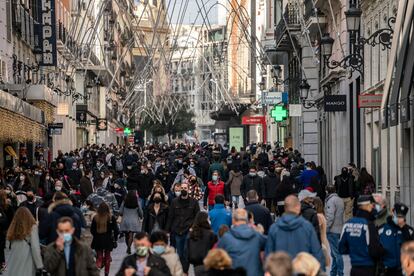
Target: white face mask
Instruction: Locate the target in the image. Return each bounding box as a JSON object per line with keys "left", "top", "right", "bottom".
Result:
{"left": 175, "top": 191, "right": 181, "bottom": 197}
{"left": 20, "top": 175, "right": 25, "bottom": 181}
{"left": 55, "top": 186, "right": 62, "bottom": 191}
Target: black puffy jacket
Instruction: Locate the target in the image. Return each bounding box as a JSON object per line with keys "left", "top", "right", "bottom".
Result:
{"left": 261, "top": 172, "right": 280, "bottom": 199}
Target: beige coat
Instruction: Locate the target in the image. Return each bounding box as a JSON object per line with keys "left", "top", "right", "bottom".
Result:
{"left": 160, "top": 246, "right": 183, "bottom": 276}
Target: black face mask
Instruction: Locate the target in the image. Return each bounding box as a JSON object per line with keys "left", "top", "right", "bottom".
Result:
{"left": 27, "top": 195, "right": 34, "bottom": 201}
{"left": 181, "top": 190, "right": 188, "bottom": 197}
{"left": 153, "top": 197, "right": 162, "bottom": 203}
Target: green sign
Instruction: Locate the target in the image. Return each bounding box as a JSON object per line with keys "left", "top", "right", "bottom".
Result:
{"left": 271, "top": 106, "right": 288, "bottom": 122}
{"left": 229, "top": 127, "right": 244, "bottom": 151}
{"left": 124, "top": 127, "right": 132, "bottom": 135}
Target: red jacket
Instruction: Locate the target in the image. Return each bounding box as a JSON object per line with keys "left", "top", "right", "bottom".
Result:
{"left": 204, "top": 180, "right": 226, "bottom": 206}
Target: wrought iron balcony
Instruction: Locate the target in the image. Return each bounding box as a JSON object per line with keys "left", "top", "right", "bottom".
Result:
{"left": 274, "top": 3, "right": 301, "bottom": 51}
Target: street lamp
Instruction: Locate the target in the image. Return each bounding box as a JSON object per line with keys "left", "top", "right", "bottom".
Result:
{"left": 299, "top": 79, "right": 316, "bottom": 109}
{"left": 321, "top": 4, "right": 396, "bottom": 78}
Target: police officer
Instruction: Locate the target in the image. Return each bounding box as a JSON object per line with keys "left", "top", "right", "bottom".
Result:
{"left": 379, "top": 202, "right": 414, "bottom": 276}
{"left": 339, "top": 195, "right": 385, "bottom": 276}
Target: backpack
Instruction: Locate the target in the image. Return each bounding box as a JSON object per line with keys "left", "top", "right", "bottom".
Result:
{"left": 115, "top": 158, "right": 123, "bottom": 172}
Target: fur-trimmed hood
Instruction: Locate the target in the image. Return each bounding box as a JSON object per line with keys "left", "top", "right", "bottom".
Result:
{"left": 48, "top": 198, "right": 73, "bottom": 213}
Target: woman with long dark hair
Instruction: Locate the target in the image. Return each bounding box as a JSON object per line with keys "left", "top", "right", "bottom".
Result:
{"left": 119, "top": 190, "right": 143, "bottom": 254}
{"left": 91, "top": 202, "right": 119, "bottom": 276}
{"left": 183, "top": 211, "right": 217, "bottom": 274}
{"left": 6, "top": 207, "right": 43, "bottom": 275}
{"left": 143, "top": 192, "right": 169, "bottom": 234}
{"left": 358, "top": 167, "right": 375, "bottom": 195}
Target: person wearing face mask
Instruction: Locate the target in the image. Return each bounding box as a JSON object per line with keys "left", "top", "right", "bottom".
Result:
{"left": 143, "top": 192, "right": 169, "bottom": 235}
{"left": 240, "top": 166, "right": 263, "bottom": 203}
{"left": 93, "top": 159, "right": 108, "bottom": 182}
{"left": 204, "top": 171, "right": 229, "bottom": 210}
{"left": 378, "top": 203, "right": 414, "bottom": 276}
{"left": 116, "top": 232, "right": 171, "bottom": 276}
{"left": 334, "top": 167, "right": 356, "bottom": 222}
{"left": 208, "top": 154, "right": 226, "bottom": 183}
{"left": 20, "top": 188, "right": 44, "bottom": 221}
{"left": 43, "top": 216, "right": 99, "bottom": 276}
{"left": 155, "top": 160, "right": 174, "bottom": 192}
{"left": 13, "top": 172, "right": 32, "bottom": 193}
{"left": 339, "top": 195, "right": 385, "bottom": 276}
{"left": 136, "top": 165, "right": 155, "bottom": 208}
{"left": 166, "top": 182, "right": 200, "bottom": 266}
{"left": 262, "top": 165, "right": 280, "bottom": 213}
{"left": 167, "top": 183, "right": 182, "bottom": 205}
{"left": 6, "top": 207, "right": 43, "bottom": 276}
{"left": 150, "top": 231, "right": 183, "bottom": 276}
{"left": 65, "top": 162, "right": 82, "bottom": 190}
{"left": 373, "top": 193, "right": 389, "bottom": 228}
{"left": 80, "top": 169, "right": 94, "bottom": 202}
{"left": 173, "top": 158, "right": 196, "bottom": 185}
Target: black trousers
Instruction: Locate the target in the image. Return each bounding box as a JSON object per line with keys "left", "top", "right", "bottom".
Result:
{"left": 265, "top": 198, "right": 277, "bottom": 213}
{"left": 351, "top": 266, "right": 375, "bottom": 276}
{"left": 384, "top": 267, "right": 403, "bottom": 276}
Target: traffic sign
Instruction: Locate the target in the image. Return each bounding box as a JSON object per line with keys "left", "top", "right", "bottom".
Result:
{"left": 271, "top": 106, "right": 288, "bottom": 122}
{"left": 262, "top": 91, "right": 288, "bottom": 105}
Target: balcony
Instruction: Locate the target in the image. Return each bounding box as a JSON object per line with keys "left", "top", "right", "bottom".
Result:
{"left": 274, "top": 3, "right": 301, "bottom": 52}
{"left": 304, "top": 0, "right": 327, "bottom": 39}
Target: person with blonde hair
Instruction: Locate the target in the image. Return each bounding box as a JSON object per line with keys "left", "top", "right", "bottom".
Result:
{"left": 200, "top": 248, "right": 246, "bottom": 276}
{"left": 264, "top": 252, "right": 293, "bottom": 276}
{"left": 292, "top": 252, "right": 321, "bottom": 276}
{"left": 6, "top": 207, "right": 43, "bottom": 276}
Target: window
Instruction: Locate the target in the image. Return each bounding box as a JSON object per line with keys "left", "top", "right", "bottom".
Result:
{"left": 6, "top": 0, "right": 11, "bottom": 41}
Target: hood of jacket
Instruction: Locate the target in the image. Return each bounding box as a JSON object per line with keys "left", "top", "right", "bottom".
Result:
{"left": 276, "top": 214, "right": 304, "bottom": 231}
{"left": 96, "top": 187, "right": 109, "bottom": 197}
{"left": 229, "top": 224, "right": 256, "bottom": 240}
{"left": 48, "top": 198, "right": 74, "bottom": 214}
{"left": 230, "top": 171, "right": 243, "bottom": 177}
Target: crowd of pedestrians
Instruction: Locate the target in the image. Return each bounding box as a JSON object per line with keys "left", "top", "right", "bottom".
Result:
{"left": 0, "top": 142, "right": 412, "bottom": 276}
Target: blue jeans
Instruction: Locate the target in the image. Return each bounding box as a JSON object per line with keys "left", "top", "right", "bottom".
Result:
{"left": 139, "top": 198, "right": 148, "bottom": 209}
{"left": 232, "top": 195, "right": 240, "bottom": 208}
{"left": 174, "top": 232, "right": 188, "bottom": 265}
{"left": 327, "top": 232, "right": 344, "bottom": 276}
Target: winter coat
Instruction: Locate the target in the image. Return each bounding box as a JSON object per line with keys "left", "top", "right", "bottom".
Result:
{"left": 226, "top": 171, "right": 243, "bottom": 196}
{"left": 203, "top": 181, "right": 228, "bottom": 206}
{"left": 5, "top": 225, "right": 43, "bottom": 276}
{"left": 116, "top": 253, "right": 171, "bottom": 276}
{"left": 137, "top": 173, "right": 155, "bottom": 198}
{"left": 143, "top": 203, "right": 169, "bottom": 233}
{"left": 166, "top": 197, "right": 200, "bottom": 235}
{"left": 86, "top": 187, "right": 119, "bottom": 215}
{"left": 39, "top": 199, "right": 84, "bottom": 244}
{"left": 300, "top": 169, "right": 319, "bottom": 189}
{"left": 65, "top": 169, "right": 82, "bottom": 188}
{"left": 159, "top": 246, "right": 183, "bottom": 276}
{"left": 43, "top": 238, "right": 99, "bottom": 276}
{"left": 184, "top": 228, "right": 217, "bottom": 272}
{"left": 240, "top": 175, "right": 263, "bottom": 199}
{"left": 218, "top": 224, "right": 266, "bottom": 276}
{"left": 339, "top": 209, "right": 385, "bottom": 267}
{"left": 119, "top": 202, "right": 143, "bottom": 232}
{"left": 275, "top": 176, "right": 294, "bottom": 202}
{"left": 196, "top": 268, "right": 247, "bottom": 276}
{"left": 334, "top": 174, "right": 355, "bottom": 198}
{"left": 324, "top": 193, "right": 344, "bottom": 234}
{"left": 265, "top": 214, "right": 325, "bottom": 267}
{"left": 301, "top": 202, "right": 321, "bottom": 243}
{"left": 262, "top": 172, "right": 280, "bottom": 199}
{"left": 80, "top": 176, "right": 93, "bottom": 201}
{"left": 126, "top": 170, "right": 140, "bottom": 191}
{"left": 244, "top": 201, "right": 273, "bottom": 234}
{"left": 209, "top": 203, "right": 232, "bottom": 234}
{"left": 91, "top": 215, "right": 119, "bottom": 251}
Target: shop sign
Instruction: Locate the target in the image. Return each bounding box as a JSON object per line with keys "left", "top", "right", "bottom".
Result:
{"left": 261, "top": 91, "right": 288, "bottom": 105}
{"left": 229, "top": 127, "right": 244, "bottom": 151}
{"left": 358, "top": 94, "right": 383, "bottom": 108}
{"left": 48, "top": 123, "right": 63, "bottom": 129}
{"left": 35, "top": 0, "right": 57, "bottom": 66}
{"left": 242, "top": 116, "right": 265, "bottom": 125}
{"left": 324, "top": 95, "right": 347, "bottom": 112}
{"left": 97, "top": 118, "right": 108, "bottom": 131}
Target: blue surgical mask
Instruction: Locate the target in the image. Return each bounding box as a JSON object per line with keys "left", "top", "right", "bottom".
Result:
{"left": 63, "top": 233, "right": 72, "bottom": 243}
{"left": 392, "top": 214, "right": 399, "bottom": 225}
{"left": 212, "top": 175, "right": 218, "bottom": 181}
{"left": 152, "top": 245, "right": 166, "bottom": 255}
{"left": 375, "top": 204, "right": 382, "bottom": 213}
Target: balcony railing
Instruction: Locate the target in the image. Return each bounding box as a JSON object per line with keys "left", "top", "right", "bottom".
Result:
{"left": 274, "top": 3, "right": 300, "bottom": 45}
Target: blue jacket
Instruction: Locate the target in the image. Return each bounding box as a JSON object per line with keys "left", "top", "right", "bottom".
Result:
{"left": 209, "top": 204, "right": 232, "bottom": 233}
{"left": 218, "top": 224, "right": 266, "bottom": 276}
{"left": 300, "top": 169, "right": 318, "bottom": 188}
{"left": 265, "top": 214, "right": 324, "bottom": 266}
{"left": 339, "top": 210, "right": 384, "bottom": 267}
{"left": 379, "top": 216, "right": 414, "bottom": 268}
